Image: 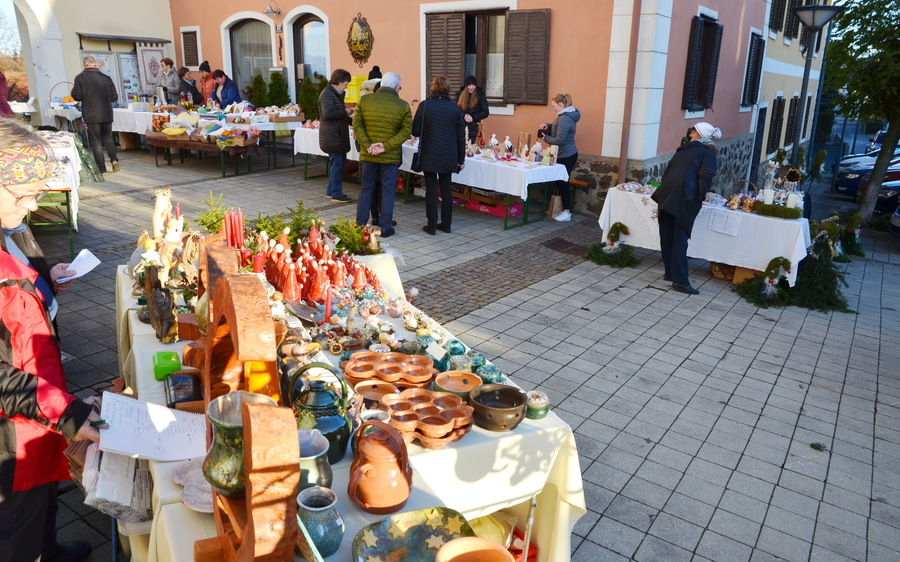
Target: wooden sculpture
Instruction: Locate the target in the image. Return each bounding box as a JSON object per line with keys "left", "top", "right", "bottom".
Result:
{"left": 193, "top": 246, "right": 299, "bottom": 562}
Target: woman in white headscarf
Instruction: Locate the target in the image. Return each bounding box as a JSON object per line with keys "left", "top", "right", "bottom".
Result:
{"left": 650, "top": 122, "right": 721, "bottom": 295}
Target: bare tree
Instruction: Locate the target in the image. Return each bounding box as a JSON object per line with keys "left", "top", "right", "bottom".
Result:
{"left": 0, "top": 12, "right": 20, "bottom": 57}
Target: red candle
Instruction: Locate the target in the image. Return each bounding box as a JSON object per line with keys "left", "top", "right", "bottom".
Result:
{"left": 174, "top": 204, "right": 181, "bottom": 220}
{"left": 324, "top": 282, "right": 332, "bottom": 322}
{"left": 237, "top": 209, "right": 244, "bottom": 249}
{"left": 252, "top": 250, "right": 265, "bottom": 273}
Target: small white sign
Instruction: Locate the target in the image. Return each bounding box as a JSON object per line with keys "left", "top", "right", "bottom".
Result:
{"left": 708, "top": 210, "right": 742, "bottom": 237}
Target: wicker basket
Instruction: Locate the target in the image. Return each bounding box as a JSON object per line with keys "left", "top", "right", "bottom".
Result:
{"left": 726, "top": 180, "right": 757, "bottom": 197}
{"left": 709, "top": 262, "right": 736, "bottom": 281}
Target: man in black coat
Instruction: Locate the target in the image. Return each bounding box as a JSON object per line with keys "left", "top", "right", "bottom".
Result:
{"left": 71, "top": 56, "right": 119, "bottom": 173}
{"left": 318, "top": 69, "right": 354, "bottom": 203}
{"left": 651, "top": 122, "right": 721, "bottom": 295}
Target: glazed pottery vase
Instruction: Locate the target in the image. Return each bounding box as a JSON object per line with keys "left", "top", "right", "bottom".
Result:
{"left": 296, "top": 486, "right": 344, "bottom": 557}
{"left": 465, "top": 349, "right": 486, "bottom": 372}
{"left": 298, "top": 429, "right": 333, "bottom": 491}
{"left": 289, "top": 362, "right": 353, "bottom": 464}
{"left": 202, "top": 391, "right": 277, "bottom": 498}
{"left": 444, "top": 339, "right": 466, "bottom": 357}
{"left": 348, "top": 420, "right": 413, "bottom": 514}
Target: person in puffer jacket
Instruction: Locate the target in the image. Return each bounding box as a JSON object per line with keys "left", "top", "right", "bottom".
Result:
{"left": 0, "top": 119, "right": 106, "bottom": 562}
{"left": 352, "top": 72, "right": 411, "bottom": 237}
{"left": 318, "top": 68, "right": 354, "bottom": 203}
{"left": 538, "top": 93, "right": 581, "bottom": 222}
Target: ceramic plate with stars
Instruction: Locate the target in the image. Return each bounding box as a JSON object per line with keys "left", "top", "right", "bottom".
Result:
{"left": 351, "top": 507, "right": 475, "bottom": 562}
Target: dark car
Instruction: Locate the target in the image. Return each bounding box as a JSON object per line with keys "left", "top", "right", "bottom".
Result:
{"left": 890, "top": 205, "right": 900, "bottom": 238}
{"left": 875, "top": 181, "right": 900, "bottom": 215}
{"left": 834, "top": 156, "right": 900, "bottom": 198}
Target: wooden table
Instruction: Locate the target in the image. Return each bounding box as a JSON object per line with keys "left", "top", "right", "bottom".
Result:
{"left": 144, "top": 135, "right": 262, "bottom": 177}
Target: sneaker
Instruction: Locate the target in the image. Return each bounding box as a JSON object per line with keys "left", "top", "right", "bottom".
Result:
{"left": 111, "top": 161, "right": 120, "bottom": 173}
{"left": 553, "top": 210, "right": 571, "bottom": 222}
{"left": 331, "top": 194, "right": 352, "bottom": 203}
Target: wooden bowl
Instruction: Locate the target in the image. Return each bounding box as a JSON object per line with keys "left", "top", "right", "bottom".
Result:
{"left": 469, "top": 384, "right": 527, "bottom": 432}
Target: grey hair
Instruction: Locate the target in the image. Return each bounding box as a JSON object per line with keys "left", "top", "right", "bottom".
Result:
{"left": 381, "top": 72, "right": 401, "bottom": 90}
{"left": 82, "top": 56, "right": 98, "bottom": 67}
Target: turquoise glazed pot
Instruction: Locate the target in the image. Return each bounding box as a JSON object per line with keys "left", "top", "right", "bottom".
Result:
{"left": 476, "top": 364, "right": 504, "bottom": 384}
{"left": 289, "top": 363, "right": 352, "bottom": 464}
{"left": 296, "top": 486, "right": 344, "bottom": 557}
{"left": 444, "top": 339, "right": 466, "bottom": 357}
{"left": 466, "top": 349, "right": 486, "bottom": 371}
{"left": 202, "top": 391, "right": 276, "bottom": 498}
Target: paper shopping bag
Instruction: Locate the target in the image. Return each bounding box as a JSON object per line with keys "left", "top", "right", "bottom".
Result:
{"left": 547, "top": 189, "right": 564, "bottom": 219}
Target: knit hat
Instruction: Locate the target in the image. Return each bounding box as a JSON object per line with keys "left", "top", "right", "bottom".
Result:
{"left": 198, "top": 61, "right": 211, "bottom": 73}
{"left": 464, "top": 75, "right": 478, "bottom": 87}
{"left": 367, "top": 65, "right": 382, "bottom": 80}
{"left": 693, "top": 122, "right": 722, "bottom": 144}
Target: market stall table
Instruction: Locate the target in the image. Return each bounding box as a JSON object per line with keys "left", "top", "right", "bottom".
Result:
{"left": 598, "top": 187, "right": 811, "bottom": 285}
{"left": 294, "top": 127, "right": 569, "bottom": 227}
{"left": 113, "top": 268, "right": 584, "bottom": 562}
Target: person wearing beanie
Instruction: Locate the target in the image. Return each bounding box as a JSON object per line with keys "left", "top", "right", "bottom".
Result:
{"left": 367, "top": 65, "right": 382, "bottom": 80}
{"left": 650, "top": 122, "right": 722, "bottom": 295}
{"left": 197, "top": 61, "right": 215, "bottom": 103}
{"left": 455, "top": 75, "right": 489, "bottom": 143}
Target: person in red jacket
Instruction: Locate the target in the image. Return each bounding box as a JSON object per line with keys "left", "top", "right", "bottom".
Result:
{"left": 0, "top": 119, "right": 106, "bottom": 562}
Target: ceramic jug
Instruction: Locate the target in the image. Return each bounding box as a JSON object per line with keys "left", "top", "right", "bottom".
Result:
{"left": 298, "top": 429, "right": 333, "bottom": 491}
{"left": 296, "top": 486, "right": 344, "bottom": 557}
{"left": 347, "top": 419, "right": 413, "bottom": 514}
{"left": 288, "top": 362, "right": 352, "bottom": 464}
{"left": 202, "top": 391, "right": 277, "bottom": 498}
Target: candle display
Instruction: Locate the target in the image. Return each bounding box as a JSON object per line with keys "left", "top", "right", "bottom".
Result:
{"left": 763, "top": 189, "right": 775, "bottom": 205}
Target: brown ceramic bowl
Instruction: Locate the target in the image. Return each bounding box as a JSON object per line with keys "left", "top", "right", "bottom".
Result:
{"left": 380, "top": 395, "right": 413, "bottom": 412}
{"left": 375, "top": 364, "right": 403, "bottom": 382}
{"left": 354, "top": 381, "right": 399, "bottom": 408}
{"left": 389, "top": 411, "right": 419, "bottom": 432}
{"left": 469, "top": 384, "right": 527, "bottom": 432}
{"left": 345, "top": 361, "right": 377, "bottom": 380}
{"left": 434, "top": 372, "right": 483, "bottom": 401}
{"left": 405, "top": 354, "right": 435, "bottom": 370}
{"left": 436, "top": 536, "right": 515, "bottom": 562}
{"left": 431, "top": 394, "right": 464, "bottom": 411}
{"left": 400, "top": 364, "right": 433, "bottom": 384}
{"left": 417, "top": 412, "right": 457, "bottom": 438}
{"left": 380, "top": 352, "right": 407, "bottom": 364}
{"left": 412, "top": 403, "right": 440, "bottom": 417}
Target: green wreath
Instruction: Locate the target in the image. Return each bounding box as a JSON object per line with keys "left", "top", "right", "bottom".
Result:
{"left": 586, "top": 221, "right": 639, "bottom": 267}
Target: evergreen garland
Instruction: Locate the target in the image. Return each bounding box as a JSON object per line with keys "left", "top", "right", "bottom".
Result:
{"left": 752, "top": 200, "right": 803, "bottom": 219}
{"left": 840, "top": 212, "right": 865, "bottom": 257}
{"left": 791, "top": 233, "right": 852, "bottom": 312}
{"left": 585, "top": 222, "right": 639, "bottom": 267}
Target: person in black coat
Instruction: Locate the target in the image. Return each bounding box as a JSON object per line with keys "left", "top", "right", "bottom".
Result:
{"left": 412, "top": 75, "right": 466, "bottom": 234}
{"left": 650, "top": 122, "right": 721, "bottom": 295}
{"left": 177, "top": 67, "right": 203, "bottom": 105}
{"left": 455, "top": 75, "right": 489, "bottom": 144}
{"left": 71, "top": 55, "right": 119, "bottom": 173}
{"left": 318, "top": 68, "right": 354, "bottom": 202}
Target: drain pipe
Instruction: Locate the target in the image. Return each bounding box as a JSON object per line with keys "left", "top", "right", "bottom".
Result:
{"left": 618, "top": 0, "right": 643, "bottom": 183}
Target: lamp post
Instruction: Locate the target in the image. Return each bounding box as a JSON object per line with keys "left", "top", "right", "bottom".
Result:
{"left": 789, "top": 4, "right": 844, "bottom": 169}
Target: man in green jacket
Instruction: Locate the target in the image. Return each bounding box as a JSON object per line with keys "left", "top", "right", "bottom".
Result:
{"left": 352, "top": 72, "right": 411, "bottom": 237}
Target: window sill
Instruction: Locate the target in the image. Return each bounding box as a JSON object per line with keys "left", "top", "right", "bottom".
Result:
{"left": 684, "top": 108, "right": 706, "bottom": 120}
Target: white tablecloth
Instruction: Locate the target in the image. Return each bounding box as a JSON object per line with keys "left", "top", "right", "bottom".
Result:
{"left": 36, "top": 131, "right": 81, "bottom": 229}
{"left": 598, "top": 188, "right": 811, "bottom": 285}
{"left": 113, "top": 108, "right": 155, "bottom": 134}
{"left": 294, "top": 128, "right": 569, "bottom": 201}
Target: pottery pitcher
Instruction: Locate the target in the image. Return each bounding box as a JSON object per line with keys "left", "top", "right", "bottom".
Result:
{"left": 347, "top": 420, "right": 412, "bottom": 514}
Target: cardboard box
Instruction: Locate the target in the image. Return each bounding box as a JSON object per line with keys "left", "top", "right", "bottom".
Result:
{"left": 232, "top": 136, "right": 260, "bottom": 147}
{"left": 117, "top": 132, "right": 142, "bottom": 150}
{"left": 451, "top": 184, "right": 471, "bottom": 201}
{"left": 269, "top": 114, "right": 304, "bottom": 123}
{"left": 466, "top": 199, "right": 523, "bottom": 218}
{"left": 732, "top": 266, "right": 763, "bottom": 285}
{"left": 469, "top": 187, "right": 508, "bottom": 205}
{"left": 144, "top": 129, "right": 168, "bottom": 140}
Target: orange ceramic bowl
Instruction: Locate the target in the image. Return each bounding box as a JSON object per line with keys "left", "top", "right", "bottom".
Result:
{"left": 436, "top": 537, "right": 514, "bottom": 562}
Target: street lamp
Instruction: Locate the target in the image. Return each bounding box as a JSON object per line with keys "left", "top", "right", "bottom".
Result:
{"left": 789, "top": 4, "right": 844, "bottom": 169}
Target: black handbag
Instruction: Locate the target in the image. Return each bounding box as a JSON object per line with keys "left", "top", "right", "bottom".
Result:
{"left": 411, "top": 101, "right": 425, "bottom": 172}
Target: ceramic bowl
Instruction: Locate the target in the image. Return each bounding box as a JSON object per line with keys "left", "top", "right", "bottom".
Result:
{"left": 469, "top": 384, "right": 527, "bottom": 432}
{"left": 345, "top": 361, "right": 377, "bottom": 380}
{"left": 354, "top": 381, "right": 399, "bottom": 408}
{"left": 389, "top": 411, "right": 420, "bottom": 432}
{"left": 436, "top": 536, "right": 515, "bottom": 562}
{"left": 417, "top": 412, "right": 457, "bottom": 438}
{"left": 434, "top": 372, "right": 484, "bottom": 401}
{"left": 375, "top": 363, "right": 403, "bottom": 382}
{"left": 381, "top": 395, "right": 414, "bottom": 412}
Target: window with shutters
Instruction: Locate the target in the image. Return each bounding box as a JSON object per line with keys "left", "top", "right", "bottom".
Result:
{"left": 785, "top": 0, "right": 803, "bottom": 40}
{"left": 769, "top": 0, "right": 787, "bottom": 33}
{"left": 181, "top": 30, "right": 199, "bottom": 67}
{"left": 741, "top": 33, "right": 765, "bottom": 107}
{"left": 425, "top": 9, "right": 549, "bottom": 106}
{"left": 784, "top": 95, "right": 799, "bottom": 146}
{"left": 682, "top": 15, "right": 723, "bottom": 112}
{"left": 766, "top": 96, "right": 786, "bottom": 154}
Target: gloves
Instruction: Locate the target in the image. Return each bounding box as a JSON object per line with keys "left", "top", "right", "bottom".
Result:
{"left": 536, "top": 128, "right": 544, "bottom": 139}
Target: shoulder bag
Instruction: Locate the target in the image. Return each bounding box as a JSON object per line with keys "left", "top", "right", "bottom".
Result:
{"left": 411, "top": 101, "right": 425, "bottom": 173}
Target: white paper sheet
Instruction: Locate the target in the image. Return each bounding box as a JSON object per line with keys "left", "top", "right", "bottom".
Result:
{"left": 56, "top": 249, "right": 101, "bottom": 282}
{"left": 707, "top": 210, "right": 742, "bottom": 236}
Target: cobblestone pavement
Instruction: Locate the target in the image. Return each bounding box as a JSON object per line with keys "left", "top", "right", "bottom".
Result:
{"left": 35, "top": 148, "right": 900, "bottom": 561}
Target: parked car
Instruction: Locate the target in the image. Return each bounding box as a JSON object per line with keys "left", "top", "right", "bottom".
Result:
{"left": 867, "top": 130, "right": 889, "bottom": 152}
{"left": 890, "top": 205, "right": 900, "bottom": 238}
{"left": 833, "top": 146, "right": 900, "bottom": 175}
{"left": 875, "top": 181, "right": 900, "bottom": 214}
{"left": 833, "top": 156, "right": 900, "bottom": 198}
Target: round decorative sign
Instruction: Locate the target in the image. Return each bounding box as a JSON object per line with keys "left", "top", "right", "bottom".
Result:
{"left": 347, "top": 13, "right": 374, "bottom": 67}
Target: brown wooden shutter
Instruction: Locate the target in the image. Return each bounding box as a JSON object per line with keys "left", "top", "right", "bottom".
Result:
{"left": 504, "top": 9, "right": 550, "bottom": 105}
{"left": 182, "top": 31, "right": 199, "bottom": 67}
{"left": 786, "top": 0, "right": 803, "bottom": 39}
{"left": 742, "top": 33, "right": 764, "bottom": 106}
{"left": 767, "top": 97, "right": 785, "bottom": 154}
{"left": 682, "top": 16, "right": 704, "bottom": 111}
{"left": 770, "top": 0, "right": 787, "bottom": 32}
{"left": 426, "top": 14, "right": 465, "bottom": 95}
{"left": 703, "top": 23, "right": 723, "bottom": 108}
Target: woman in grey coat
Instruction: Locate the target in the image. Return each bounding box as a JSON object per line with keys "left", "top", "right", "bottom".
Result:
{"left": 539, "top": 93, "right": 580, "bottom": 222}
{"left": 412, "top": 75, "right": 466, "bottom": 234}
